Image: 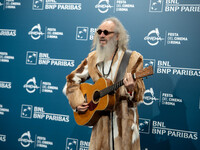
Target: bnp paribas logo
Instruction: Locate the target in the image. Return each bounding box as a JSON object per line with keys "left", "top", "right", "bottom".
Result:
{"left": 26, "top": 51, "right": 38, "bottom": 65}
{"left": 32, "top": 0, "right": 44, "bottom": 10}
{"left": 149, "top": 0, "right": 164, "bottom": 12}
{"left": 139, "top": 118, "right": 151, "bottom": 134}
{"left": 21, "top": 104, "right": 33, "bottom": 119}
{"left": 0, "top": 2, "right": 3, "bottom": 8}
{"left": 76, "top": 27, "right": 89, "bottom": 41}
{"left": 66, "top": 138, "right": 78, "bottom": 150}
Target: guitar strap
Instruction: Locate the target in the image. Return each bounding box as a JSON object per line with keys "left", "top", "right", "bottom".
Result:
{"left": 115, "top": 50, "right": 132, "bottom": 83}
{"left": 110, "top": 50, "right": 132, "bottom": 150}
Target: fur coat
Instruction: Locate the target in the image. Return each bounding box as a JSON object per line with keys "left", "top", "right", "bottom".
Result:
{"left": 64, "top": 49, "right": 145, "bottom": 150}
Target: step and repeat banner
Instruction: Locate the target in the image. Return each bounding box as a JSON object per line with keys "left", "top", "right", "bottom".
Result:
{"left": 0, "top": 0, "right": 200, "bottom": 149}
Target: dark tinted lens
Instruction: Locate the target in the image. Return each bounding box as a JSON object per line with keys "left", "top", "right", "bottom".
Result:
{"left": 97, "top": 29, "right": 102, "bottom": 35}
{"left": 103, "top": 30, "right": 109, "bottom": 35}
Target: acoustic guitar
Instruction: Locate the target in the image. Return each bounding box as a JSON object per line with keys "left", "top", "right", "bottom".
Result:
{"left": 74, "top": 65, "right": 153, "bottom": 126}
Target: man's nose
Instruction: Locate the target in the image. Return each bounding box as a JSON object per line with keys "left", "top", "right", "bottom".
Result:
{"left": 99, "top": 32, "right": 105, "bottom": 37}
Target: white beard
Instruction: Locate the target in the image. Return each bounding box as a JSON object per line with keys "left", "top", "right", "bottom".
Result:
{"left": 96, "top": 36, "right": 117, "bottom": 63}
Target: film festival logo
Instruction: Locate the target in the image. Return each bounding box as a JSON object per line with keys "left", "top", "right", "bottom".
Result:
{"left": 18, "top": 131, "right": 34, "bottom": 148}
{"left": 0, "top": 52, "right": 15, "bottom": 63}
{"left": 95, "top": 0, "right": 135, "bottom": 13}
{"left": 144, "top": 28, "right": 164, "bottom": 46}
{"left": 23, "top": 77, "right": 40, "bottom": 94}
{"left": 95, "top": 0, "right": 113, "bottom": 13}
{"left": 0, "top": 104, "right": 10, "bottom": 115}
{"left": 144, "top": 29, "right": 188, "bottom": 46}
{"left": 0, "top": 134, "right": 6, "bottom": 142}
{"left": 18, "top": 130, "right": 53, "bottom": 148}
{"left": 28, "top": 24, "right": 44, "bottom": 40}
{"left": 0, "top": 0, "right": 21, "bottom": 10}
{"left": 139, "top": 118, "right": 151, "bottom": 134}
{"left": 161, "top": 92, "right": 183, "bottom": 106}
{"left": 23, "top": 77, "right": 58, "bottom": 94}
{"left": 143, "top": 88, "right": 159, "bottom": 106}
{"left": 66, "top": 138, "right": 78, "bottom": 150}
{"left": 28, "top": 24, "right": 64, "bottom": 40}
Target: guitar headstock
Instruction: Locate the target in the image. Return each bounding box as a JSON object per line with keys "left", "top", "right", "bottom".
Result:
{"left": 133, "top": 65, "right": 154, "bottom": 79}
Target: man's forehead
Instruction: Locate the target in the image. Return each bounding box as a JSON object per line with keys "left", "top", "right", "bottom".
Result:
{"left": 99, "top": 20, "right": 115, "bottom": 30}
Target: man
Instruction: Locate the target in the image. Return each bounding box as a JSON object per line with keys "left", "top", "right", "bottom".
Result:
{"left": 63, "top": 17, "right": 145, "bottom": 150}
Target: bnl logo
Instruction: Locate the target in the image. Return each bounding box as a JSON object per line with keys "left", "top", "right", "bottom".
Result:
{"left": 144, "top": 59, "right": 156, "bottom": 73}
{"left": 149, "top": 0, "right": 164, "bottom": 12}
{"left": 21, "top": 104, "right": 33, "bottom": 119}
{"left": 76, "top": 27, "right": 89, "bottom": 41}
{"left": 66, "top": 138, "right": 78, "bottom": 150}
{"left": 0, "top": 2, "right": 3, "bottom": 8}
{"left": 32, "top": 0, "right": 44, "bottom": 10}
{"left": 139, "top": 118, "right": 151, "bottom": 134}
{"left": 26, "top": 51, "right": 38, "bottom": 65}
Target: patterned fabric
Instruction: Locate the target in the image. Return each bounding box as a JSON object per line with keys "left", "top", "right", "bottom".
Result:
{"left": 63, "top": 49, "right": 145, "bottom": 150}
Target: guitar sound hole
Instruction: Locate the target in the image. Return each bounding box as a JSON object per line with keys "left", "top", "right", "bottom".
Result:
{"left": 93, "top": 91, "right": 100, "bottom": 102}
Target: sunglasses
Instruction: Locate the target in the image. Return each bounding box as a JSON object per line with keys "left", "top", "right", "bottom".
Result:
{"left": 97, "top": 29, "right": 115, "bottom": 36}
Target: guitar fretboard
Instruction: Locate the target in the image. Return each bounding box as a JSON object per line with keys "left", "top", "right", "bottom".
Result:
{"left": 100, "top": 79, "right": 124, "bottom": 98}
{"left": 98, "top": 66, "right": 153, "bottom": 99}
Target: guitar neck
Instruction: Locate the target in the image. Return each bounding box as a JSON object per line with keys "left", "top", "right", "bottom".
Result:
{"left": 100, "top": 79, "right": 124, "bottom": 98}
{"left": 99, "top": 66, "right": 153, "bottom": 98}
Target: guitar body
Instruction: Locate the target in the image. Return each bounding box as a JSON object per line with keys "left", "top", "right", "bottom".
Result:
{"left": 74, "top": 78, "right": 116, "bottom": 126}
{"left": 73, "top": 66, "right": 153, "bottom": 126}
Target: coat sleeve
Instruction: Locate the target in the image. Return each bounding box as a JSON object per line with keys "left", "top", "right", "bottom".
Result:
{"left": 63, "top": 58, "right": 90, "bottom": 110}
{"left": 126, "top": 51, "right": 146, "bottom": 103}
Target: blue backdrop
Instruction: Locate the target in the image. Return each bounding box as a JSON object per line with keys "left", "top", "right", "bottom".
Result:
{"left": 0, "top": 0, "right": 200, "bottom": 149}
